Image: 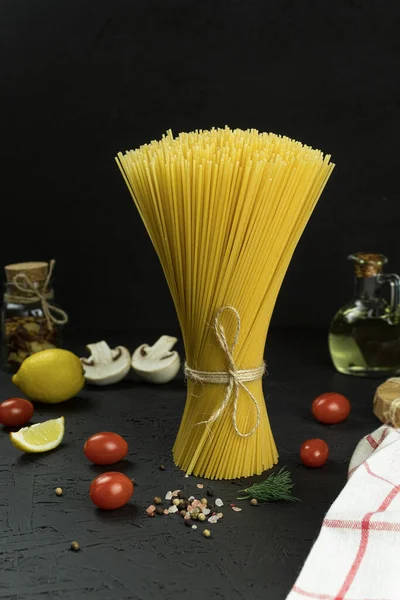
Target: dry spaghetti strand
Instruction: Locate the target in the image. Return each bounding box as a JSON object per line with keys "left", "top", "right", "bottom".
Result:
{"left": 116, "top": 127, "right": 334, "bottom": 480}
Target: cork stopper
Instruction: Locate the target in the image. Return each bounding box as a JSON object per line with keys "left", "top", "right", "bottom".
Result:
{"left": 349, "top": 253, "right": 388, "bottom": 278}
{"left": 4, "top": 261, "right": 51, "bottom": 299}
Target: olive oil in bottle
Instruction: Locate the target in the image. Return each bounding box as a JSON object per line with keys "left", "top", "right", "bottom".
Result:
{"left": 329, "top": 253, "right": 400, "bottom": 377}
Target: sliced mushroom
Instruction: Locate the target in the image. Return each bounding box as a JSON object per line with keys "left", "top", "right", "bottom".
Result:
{"left": 80, "top": 341, "right": 131, "bottom": 385}
{"left": 131, "top": 335, "right": 180, "bottom": 384}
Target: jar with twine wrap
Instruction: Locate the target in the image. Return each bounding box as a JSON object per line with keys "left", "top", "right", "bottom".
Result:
{"left": 373, "top": 377, "right": 400, "bottom": 428}
{"left": 1, "top": 260, "right": 68, "bottom": 371}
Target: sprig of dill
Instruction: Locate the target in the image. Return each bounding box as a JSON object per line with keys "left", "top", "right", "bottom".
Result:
{"left": 237, "top": 467, "right": 299, "bottom": 502}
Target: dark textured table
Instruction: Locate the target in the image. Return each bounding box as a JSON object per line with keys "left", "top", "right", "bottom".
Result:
{"left": 0, "top": 329, "right": 382, "bottom": 600}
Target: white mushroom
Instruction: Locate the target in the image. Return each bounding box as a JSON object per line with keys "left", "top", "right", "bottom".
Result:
{"left": 80, "top": 341, "right": 131, "bottom": 385}
{"left": 131, "top": 335, "right": 180, "bottom": 384}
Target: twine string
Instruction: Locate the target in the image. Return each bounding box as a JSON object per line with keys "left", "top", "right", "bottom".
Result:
{"left": 6, "top": 260, "right": 68, "bottom": 330}
{"left": 387, "top": 398, "right": 400, "bottom": 429}
{"left": 384, "top": 378, "right": 400, "bottom": 429}
{"left": 184, "top": 306, "right": 265, "bottom": 438}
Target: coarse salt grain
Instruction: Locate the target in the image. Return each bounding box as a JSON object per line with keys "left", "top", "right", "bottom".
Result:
{"left": 146, "top": 505, "right": 156, "bottom": 515}
{"left": 163, "top": 509, "right": 169, "bottom": 515}
{"left": 188, "top": 496, "right": 195, "bottom": 502}
{"left": 192, "top": 499, "right": 202, "bottom": 508}
{"left": 184, "top": 512, "right": 191, "bottom": 520}
{"left": 168, "top": 505, "right": 179, "bottom": 514}
{"left": 165, "top": 491, "right": 173, "bottom": 500}
{"left": 231, "top": 506, "right": 242, "bottom": 512}
{"left": 208, "top": 515, "right": 219, "bottom": 524}
{"left": 191, "top": 524, "right": 198, "bottom": 530}
{"left": 215, "top": 498, "right": 224, "bottom": 507}
{"left": 202, "top": 507, "right": 211, "bottom": 515}
{"left": 172, "top": 490, "right": 180, "bottom": 497}
{"left": 197, "top": 483, "right": 204, "bottom": 489}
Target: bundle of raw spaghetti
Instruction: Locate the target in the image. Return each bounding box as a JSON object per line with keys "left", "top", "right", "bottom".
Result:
{"left": 116, "top": 128, "right": 334, "bottom": 480}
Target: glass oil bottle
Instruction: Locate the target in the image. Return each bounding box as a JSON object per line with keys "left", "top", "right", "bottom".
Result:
{"left": 329, "top": 253, "right": 400, "bottom": 377}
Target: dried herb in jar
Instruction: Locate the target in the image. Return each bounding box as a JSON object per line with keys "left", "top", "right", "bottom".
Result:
{"left": 2, "top": 260, "right": 68, "bottom": 371}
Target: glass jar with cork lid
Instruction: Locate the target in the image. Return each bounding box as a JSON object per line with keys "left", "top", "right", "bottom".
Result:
{"left": 1, "top": 260, "right": 68, "bottom": 372}
{"left": 329, "top": 252, "right": 400, "bottom": 377}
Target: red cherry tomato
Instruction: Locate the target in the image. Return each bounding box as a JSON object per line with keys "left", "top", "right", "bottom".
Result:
{"left": 312, "top": 392, "right": 351, "bottom": 424}
{"left": 84, "top": 432, "right": 128, "bottom": 465}
{"left": 0, "top": 398, "right": 34, "bottom": 427}
{"left": 300, "top": 439, "right": 329, "bottom": 467}
{"left": 89, "top": 472, "right": 134, "bottom": 510}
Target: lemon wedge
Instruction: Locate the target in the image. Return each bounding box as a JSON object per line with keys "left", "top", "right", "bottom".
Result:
{"left": 10, "top": 416, "right": 65, "bottom": 453}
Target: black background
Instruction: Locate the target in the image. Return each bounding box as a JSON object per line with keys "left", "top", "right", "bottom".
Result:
{"left": 1, "top": 0, "right": 400, "bottom": 336}
{"left": 1, "top": 5, "right": 398, "bottom": 598}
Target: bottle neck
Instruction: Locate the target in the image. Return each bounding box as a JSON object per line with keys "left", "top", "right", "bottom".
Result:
{"left": 4, "top": 280, "right": 54, "bottom": 304}
{"left": 354, "top": 276, "right": 379, "bottom": 301}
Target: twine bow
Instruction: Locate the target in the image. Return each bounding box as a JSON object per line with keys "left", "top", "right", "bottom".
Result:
{"left": 9, "top": 259, "right": 68, "bottom": 331}
{"left": 184, "top": 306, "right": 265, "bottom": 438}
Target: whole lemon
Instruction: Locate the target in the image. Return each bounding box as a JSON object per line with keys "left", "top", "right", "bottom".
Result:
{"left": 12, "top": 349, "right": 85, "bottom": 403}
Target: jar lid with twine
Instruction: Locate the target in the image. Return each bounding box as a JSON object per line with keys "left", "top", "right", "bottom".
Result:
{"left": 373, "top": 377, "right": 400, "bottom": 429}
{"left": 4, "top": 260, "right": 69, "bottom": 331}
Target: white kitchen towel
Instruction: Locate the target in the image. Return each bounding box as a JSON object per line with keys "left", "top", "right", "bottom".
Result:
{"left": 287, "top": 425, "right": 400, "bottom": 600}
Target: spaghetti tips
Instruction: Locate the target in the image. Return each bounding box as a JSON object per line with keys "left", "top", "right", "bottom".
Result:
{"left": 116, "top": 127, "right": 334, "bottom": 479}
